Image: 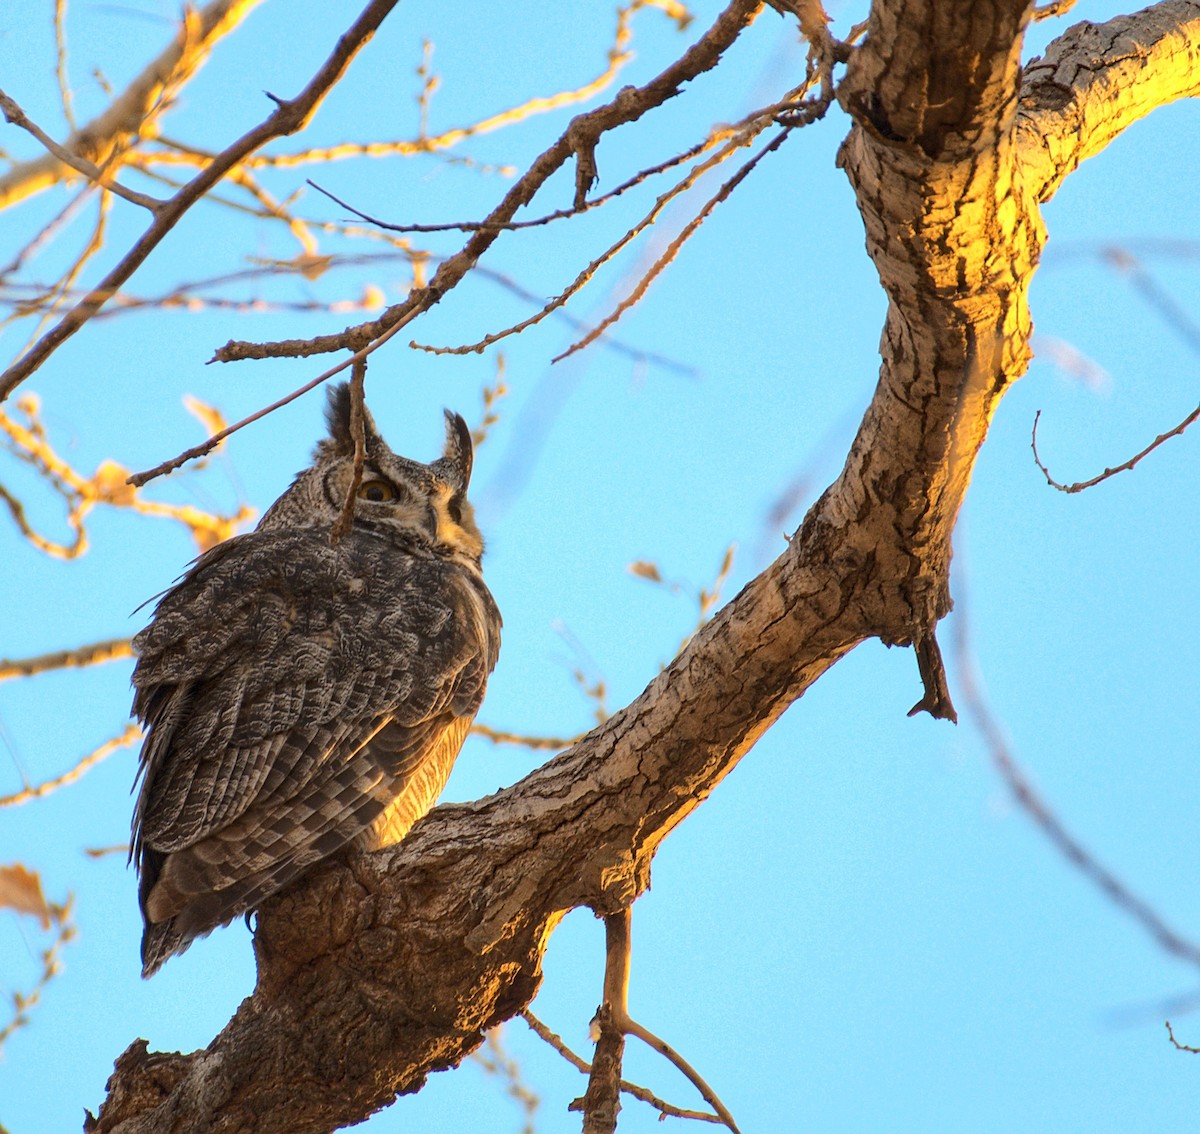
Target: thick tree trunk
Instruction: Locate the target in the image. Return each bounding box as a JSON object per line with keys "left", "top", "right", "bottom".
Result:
{"left": 90, "top": 1, "right": 1200, "bottom": 1130}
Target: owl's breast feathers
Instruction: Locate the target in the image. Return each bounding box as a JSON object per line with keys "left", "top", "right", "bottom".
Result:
{"left": 131, "top": 526, "right": 500, "bottom": 976}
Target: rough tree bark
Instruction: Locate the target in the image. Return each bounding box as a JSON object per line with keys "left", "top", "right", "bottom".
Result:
{"left": 89, "top": 1, "right": 1200, "bottom": 1130}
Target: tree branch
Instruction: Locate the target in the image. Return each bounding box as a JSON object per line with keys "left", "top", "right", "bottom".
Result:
{"left": 1018, "top": 0, "right": 1200, "bottom": 202}
{"left": 87, "top": 1, "right": 1196, "bottom": 1130}
{"left": 0, "top": 0, "right": 401, "bottom": 402}
{"left": 0, "top": 92, "right": 163, "bottom": 211}
{"left": 0, "top": 0, "right": 260, "bottom": 210}
{"left": 0, "top": 637, "right": 132, "bottom": 683}
{"left": 211, "top": 0, "right": 765, "bottom": 364}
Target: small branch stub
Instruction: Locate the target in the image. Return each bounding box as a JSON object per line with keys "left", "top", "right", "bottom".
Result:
{"left": 574, "top": 911, "right": 632, "bottom": 1134}
{"left": 908, "top": 628, "right": 958, "bottom": 723}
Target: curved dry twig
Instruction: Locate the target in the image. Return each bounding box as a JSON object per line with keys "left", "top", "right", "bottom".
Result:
{"left": 409, "top": 120, "right": 775, "bottom": 359}
{"left": 0, "top": 92, "right": 162, "bottom": 212}
{"left": 0, "top": 0, "right": 259, "bottom": 212}
{"left": 1166, "top": 1021, "right": 1200, "bottom": 1053}
{"left": 1030, "top": 404, "right": 1200, "bottom": 493}
{"left": 469, "top": 723, "right": 581, "bottom": 751}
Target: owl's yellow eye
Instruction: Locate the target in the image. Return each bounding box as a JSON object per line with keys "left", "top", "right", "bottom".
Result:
{"left": 357, "top": 479, "right": 396, "bottom": 503}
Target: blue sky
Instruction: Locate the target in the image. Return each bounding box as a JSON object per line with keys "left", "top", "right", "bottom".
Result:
{"left": 1, "top": 1, "right": 1198, "bottom": 1131}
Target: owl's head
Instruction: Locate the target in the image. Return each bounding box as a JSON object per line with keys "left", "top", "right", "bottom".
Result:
{"left": 259, "top": 383, "right": 484, "bottom": 564}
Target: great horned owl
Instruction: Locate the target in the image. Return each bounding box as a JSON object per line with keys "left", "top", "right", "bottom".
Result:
{"left": 130, "top": 384, "right": 501, "bottom": 977}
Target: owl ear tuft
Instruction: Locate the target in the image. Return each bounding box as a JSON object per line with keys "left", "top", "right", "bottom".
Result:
{"left": 433, "top": 410, "right": 473, "bottom": 492}
{"left": 322, "top": 382, "right": 383, "bottom": 457}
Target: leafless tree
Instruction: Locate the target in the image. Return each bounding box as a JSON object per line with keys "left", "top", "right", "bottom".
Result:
{"left": 2, "top": 0, "right": 1198, "bottom": 1131}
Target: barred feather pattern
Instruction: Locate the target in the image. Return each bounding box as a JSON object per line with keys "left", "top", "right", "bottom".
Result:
{"left": 131, "top": 385, "right": 501, "bottom": 976}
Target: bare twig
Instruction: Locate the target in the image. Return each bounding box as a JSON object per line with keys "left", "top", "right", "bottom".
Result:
{"left": 1031, "top": 404, "right": 1200, "bottom": 493}
{"left": 521, "top": 1010, "right": 725, "bottom": 1125}
{"left": 2, "top": 395, "right": 250, "bottom": 548}
{"left": 0, "top": 725, "right": 141, "bottom": 810}
{"left": 576, "top": 911, "right": 633, "bottom": 1133}
{"left": 0, "top": 637, "right": 132, "bottom": 683}
{"left": 249, "top": 0, "right": 690, "bottom": 173}
{"left": 305, "top": 93, "right": 789, "bottom": 238}
{"left": 212, "top": 0, "right": 764, "bottom": 364}
{"left": 622, "top": 1016, "right": 741, "bottom": 1134}
{"left": 0, "top": 91, "right": 162, "bottom": 211}
{"left": 1102, "top": 247, "right": 1200, "bottom": 357}
{"left": 83, "top": 844, "right": 131, "bottom": 860}
{"left": 553, "top": 128, "right": 792, "bottom": 364}
{"left": 1032, "top": 0, "right": 1079, "bottom": 20}
{"left": 0, "top": 0, "right": 400, "bottom": 399}
{"left": 0, "top": 479, "right": 86, "bottom": 558}
{"left": 16, "top": 189, "right": 112, "bottom": 357}
{"left": 565, "top": 906, "right": 741, "bottom": 1133}
{"left": 0, "top": 184, "right": 96, "bottom": 281}
{"left": 0, "top": 887, "right": 75, "bottom": 1053}
{"left": 53, "top": 0, "right": 77, "bottom": 131}
{"left": 129, "top": 303, "right": 423, "bottom": 485}
{"left": 409, "top": 104, "right": 786, "bottom": 359}
{"left": 0, "top": 0, "right": 259, "bottom": 211}
{"left": 470, "top": 723, "right": 581, "bottom": 751}
{"left": 470, "top": 1025, "right": 539, "bottom": 1134}
{"left": 1166, "top": 1020, "right": 1200, "bottom": 1053}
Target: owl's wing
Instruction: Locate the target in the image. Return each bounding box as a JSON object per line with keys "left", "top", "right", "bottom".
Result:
{"left": 138, "top": 713, "right": 462, "bottom": 975}
{"left": 131, "top": 528, "right": 492, "bottom": 974}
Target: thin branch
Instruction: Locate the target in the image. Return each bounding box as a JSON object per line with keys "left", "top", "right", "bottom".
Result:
{"left": 1, "top": 394, "right": 250, "bottom": 548}
{"left": 0, "top": 91, "right": 163, "bottom": 211}
{"left": 576, "top": 911, "right": 632, "bottom": 1133}
{"left": 0, "top": 0, "right": 261, "bottom": 210}
{"left": 622, "top": 1016, "right": 741, "bottom": 1134}
{"left": 212, "top": 0, "right": 765, "bottom": 364}
{"left": 1102, "top": 246, "right": 1200, "bottom": 357}
{"left": 469, "top": 723, "right": 581, "bottom": 751}
{"left": 1031, "top": 0, "right": 1078, "bottom": 20}
{"left": 554, "top": 127, "right": 792, "bottom": 364}
{"left": 237, "top": 0, "right": 690, "bottom": 172}
{"left": 0, "top": 184, "right": 97, "bottom": 281}
{"left": 15, "top": 188, "right": 112, "bottom": 355}
{"left": 410, "top": 107, "right": 785, "bottom": 359}
{"left": 128, "top": 303, "right": 423, "bottom": 486}
{"left": 0, "top": 891, "right": 75, "bottom": 1053}
{"left": 0, "top": 724, "right": 141, "bottom": 809}
{"left": 0, "top": 479, "right": 86, "bottom": 558}
{"left": 569, "top": 907, "right": 742, "bottom": 1134}
{"left": 0, "top": 637, "right": 132, "bottom": 683}
{"left": 1166, "top": 1020, "right": 1200, "bottom": 1053}
{"left": 53, "top": 0, "right": 77, "bottom": 131}
{"left": 1030, "top": 404, "right": 1200, "bottom": 493}
{"left": 521, "top": 1011, "right": 725, "bottom": 1125}
{"left": 305, "top": 92, "right": 795, "bottom": 237}
{"left": 470, "top": 1026, "right": 539, "bottom": 1133}
{"left": 0, "top": 0, "right": 400, "bottom": 400}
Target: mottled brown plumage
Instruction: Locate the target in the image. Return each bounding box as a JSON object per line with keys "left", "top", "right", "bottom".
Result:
{"left": 131, "top": 385, "right": 500, "bottom": 976}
